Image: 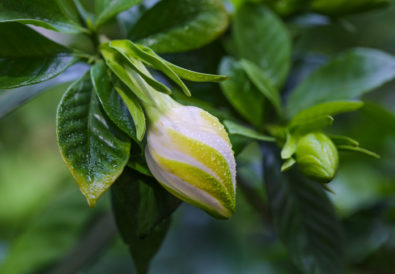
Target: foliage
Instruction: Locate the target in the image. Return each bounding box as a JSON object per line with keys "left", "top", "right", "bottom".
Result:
{"left": 1, "top": 0, "right": 395, "bottom": 273}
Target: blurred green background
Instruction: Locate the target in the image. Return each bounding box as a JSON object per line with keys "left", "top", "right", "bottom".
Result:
{"left": 1, "top": 1, "right": 395, "bottom": 273}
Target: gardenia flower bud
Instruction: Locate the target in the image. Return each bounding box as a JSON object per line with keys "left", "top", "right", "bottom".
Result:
{"left": 295, "top": 132, "right": 338, "bottom": 183}
{"left": 144, "top": 94, "right": 236, "bottom": 219}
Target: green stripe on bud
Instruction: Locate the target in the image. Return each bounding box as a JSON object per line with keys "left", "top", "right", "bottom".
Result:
{"left": 145, "top": 96, "right": 236, "bottom": 219}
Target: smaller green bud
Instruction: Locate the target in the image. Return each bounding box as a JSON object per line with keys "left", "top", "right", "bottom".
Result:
{"left": 295, "top": 132, "right": 338, "bottom": 183}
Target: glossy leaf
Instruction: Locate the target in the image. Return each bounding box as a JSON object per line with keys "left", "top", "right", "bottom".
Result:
{"left": 0, "top": 23, "right": 78, "bottom": 89}
{"left": 114, "top": 81, "right": 146, "bottom": 141}
{"left": 95, "top": 0, "right": 143, "bottom": 28}
{"left": 224, "top": 120, "right": 275, "bottom": 142}
{"left": 0, "top": 0, "right": 85, "bottom": 33}
{"left": 290, "top": 101, "right": 364, "bottom": 126}
{"left": 233, "top": 3, "right": 291, "bottom": 88}
{"left": 56, "top": 73, "right": 131, "bottom": 207}
{"left": 264, "top": 153, "right": 345, "bottom": 274}
{"left": 219, "top": 57, "right": 265, "bottom": 128}
{"left": 100, "top": 45, "right": 154, "bottom": 104}
{"left": 287, "top": 48, "right": 395, "bottom": 117}
{"left": 240, "top": 59, "right": 283, "bottom": 117}
{"left": 90, "top": 61, "right": 139, "bottom": 142}
{"left": 108, "top": 41, "right": 172, "bottom": 95}
{"left": 129, "top": 0, "right": 229, "bottom": 54}
{"left": 111, "top": 169, "right": 180, "bottom": 273}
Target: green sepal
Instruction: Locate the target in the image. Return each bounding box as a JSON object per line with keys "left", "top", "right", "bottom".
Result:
{"left": 224, "top": 120, "right": 275, "bottom": 142}
{"left": 337, "top": 145, "right": 380, "bottom": 159}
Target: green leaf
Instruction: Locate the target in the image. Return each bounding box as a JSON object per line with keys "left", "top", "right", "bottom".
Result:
{"left": 95, "top": 0, "right": 143, "bottom": 28}
{"left": 115, "top": 41, "right": 191, "bottom": 96}
{"left": 0, "top": 23, "right": 78, "bottom": 89}
{"left": 114, "top": 81, "right": 146, "bottom": 141}
{"left": 108, "top": 41, "right": 173, "bottom": 95}
{"left": 111, "top": 169, "right": 180, "bottom": 274}
{"left": 56, "top": 73, "right": 131, "bottom": 207}
{"left": 291, "top": 115, "right": 334, "bottom": 134}
{"left": 287, "top": 48, "right": 395, "bottom": 117}
{"left": 281, "top": 157, "right": 296, "bottom": 172}
{"left": 233, "top": 3, "right": 291, "bottom": 88}
{"left": 240, "top": 59, "right": 283, "bottom": 117}
{"left": 90, "top": 61, "right": 139, "bottom": 142}
{"left": 329, "top": 135, "right": 360, "bottom": 147}
{"left": 290, "top": 101, "right": 364, "bottom": 126}
{"left": 0, "top": 186, "right": 107, "bottom": 274}
{"left": 129, "top": 0, "right": 229, "bottom": 54}
{"left": 100, "top": 45, "right": 154, "bottom": 105}
{"left": 0, "top": 0, "right": 85, "bottom": 33}
{"left": 219, "top": 57, "right": 265, "bottom": 128}
{"left": 337, "top": 145, "right": 380, "bottom": 159}
{"left": 224, "top": 120, "right": 275, "bottom": 142}
{"left": 281, "top": 131, "right": 298, "bottom": 159}
{"left": 265, "top": 156, "right": 345, "bottom": 274}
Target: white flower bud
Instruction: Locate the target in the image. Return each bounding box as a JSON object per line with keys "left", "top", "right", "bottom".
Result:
{"left": 145, "top": 98, "right": 236, "bottom": 219}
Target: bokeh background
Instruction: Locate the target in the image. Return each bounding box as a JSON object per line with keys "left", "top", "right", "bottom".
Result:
{"left": 1, "top": 0, "right": 395, "bottom": 273}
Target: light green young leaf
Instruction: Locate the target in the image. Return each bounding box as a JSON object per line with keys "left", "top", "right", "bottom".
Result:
{"left": 234, "top": 3, "right": 291, "bottom": 88}
{"left": 114, "top": 81, "right": 146, "bottom": 141}
{"left": 219, "top": 57, "right": 265, "bottom": 128}
{"left": 0, "top": 23, "right": 78, "bottom": 89}
{"left": 91, "top": 61, "right": 140, "bottom": 142}
{"left": 281, "top": 157, "right": 296, "bottom": 172}
{"left": 337, "top": 145, "right": 380, "bottom": 159}
{"left": 224, "top": 120, "right": 275, "bottom": 142}
{"left": 287, "top": 48, "right": 395, "bottom": 116}
{"left": 129, "top": 0, "right": 229, "bottom": 54}
{"left": 112, "top": 41, "right": 192, "bottom": 96}
{"left": 94, "top": 0, "right": 143, "bottom": 28}
{"left": 56, "top": 72, "right": 131, "bottom": 207}
{"left": 100, "top": 45, "right": 154, "bottom": 105}
{"left": 329, "top": 135, "right": 359, "bottom": 147}
{"left": 281, "top": 132, "right": 298, "bottom": 159}
{"left": 290, "top": 101, "right": 364, "bottom": 126}
{"left": 0, "top": 0, "right": 86, "bottom": 33}
{"left": 109, "top": 41, "right": 172, "bottom": 95}
{"left": 240, "top": 59, "right": 283, "bottom": 117}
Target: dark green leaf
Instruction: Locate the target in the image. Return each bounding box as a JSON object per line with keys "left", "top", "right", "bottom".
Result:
{"left": 90, "top": 61, "right": 139, "bottom": 142}
{"left": 240, "top": 59, "right": 283, "bottom": 117}
{"left": 264, "top": 152, "right": 345, "bottom": 274}
{"left": 0, "top": 23, "right": 78, "bottom": 89}
{"left": 95, "top": 0, "right": 143, "bottom": 28}
{"left": 290, "top": 101, "right": 364, "bottom": 126}
{"left": 111, "top": 169, "right": 180, "bottom": 274}
{"left": 234, "top": 3, "right": 291, "bottom": 88}
{"left": 219, "top": 57, "right": 265, "bottom": 128}
{"left": 224, "top": 120, "right": 275, "bottom": 142}
{"left": 129, "top": 0, "right": 229, "bottom": 53}
{"left": 0, "top": 0, "right": 85, "bottom": 33}
{"left": 100, "top": 45, "right": 154, "bottom": 104}
{"left": 56, "top": 72, "right": 131, "bottom": 207}
{"left": 287, "top": 48, "right": 395, "bottom": 117}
